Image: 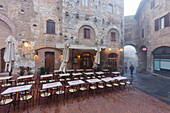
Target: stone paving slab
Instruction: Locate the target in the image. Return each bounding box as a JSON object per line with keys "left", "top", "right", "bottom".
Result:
{"left": 5, "top": 89, "right": 170, "bottom": 113}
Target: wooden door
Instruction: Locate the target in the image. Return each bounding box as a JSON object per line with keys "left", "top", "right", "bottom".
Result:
{"left": 81, "top": 53, "right": 93, "bottom": 69}
{"left": 45, "top": 52, "right": 55, "bottom": 72}
{"left": 1, "top": 48, "right": 5, "bottom": 72}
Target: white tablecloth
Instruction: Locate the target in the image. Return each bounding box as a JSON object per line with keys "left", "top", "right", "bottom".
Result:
{"left": 67, "top": 69, "right": 75, "bottom": 72}
{"left": 84, "top": 72, "right": 94, "bottom": 75}
{"left": 85, "top": 69, "right": 93, "bottom": 71}
{"left": 1, "top": 85, "right": 32, "bottom": 95}
{"left": 68, "top": 80, "right": 85, "bottom": 86}
{"left": 101, "top": 77, "right": 113, "bottom": 82}
{"left": 17, "top": 75, "right": 33, "bottom": 79}
{"left": 42, "top": 82, "right": 62, "bottom": 89}
{"left": 0, "top": 76, "right": 12, "bottom": 80}
{"left": 112, "top": 72, "right": 120, "bottom": 74}
{"left": 86, "top": 78, "right": 101, "bottom": 83}
{"left": 59, "top": 73, "right": 70, "bottom": 77}
{"left": 76, "top": 69, "right": 84, "bottom": 72}
{"left": 54, "top": 70, "right": 61, "bottom": 73}
{"left": 72, "top": 73, "right": 82, "bottom": 76}
{"left": 41, "top": 74, "right": 53, "bottom": 78}
{"left": 112, "top": 76, "right": 127, "bottom": 80}
{"left": 95, "top": 72, "right": 104, "bottom": 75}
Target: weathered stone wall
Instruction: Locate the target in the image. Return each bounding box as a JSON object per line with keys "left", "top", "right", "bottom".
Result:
{"left": 133, "top": 0, "right": 170, "bottom": 73}
{"left": 0, "top": 0, "right": 124, "bottom": 73}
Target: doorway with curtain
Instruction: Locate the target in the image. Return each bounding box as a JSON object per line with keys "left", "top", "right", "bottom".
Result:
{"left": 108, "top": 53, "right": 118, "bottom": 71}
{"left": 80, "top": 52, "right": 93, "bottom": 69}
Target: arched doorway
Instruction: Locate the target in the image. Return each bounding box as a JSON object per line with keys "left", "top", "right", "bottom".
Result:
{"left": 80, "top": 52, "right": 93, "bottom": 69}
{"left": 152, "top": 46, "right": 170, "bottom": 76}
{"left": 124, "top": 45, "right": 138, "bottom": 73}
{"left": 108, "top": 53, "right": 118, "bottom": 71}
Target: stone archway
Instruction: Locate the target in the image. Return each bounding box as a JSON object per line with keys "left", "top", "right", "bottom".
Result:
{"left": 124, "top": 45, "right": 138, "bottom": 74}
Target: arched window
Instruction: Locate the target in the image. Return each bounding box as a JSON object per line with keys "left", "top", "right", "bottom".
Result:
{"left": 46, "top": 20, "right": 55, "bottom": 34}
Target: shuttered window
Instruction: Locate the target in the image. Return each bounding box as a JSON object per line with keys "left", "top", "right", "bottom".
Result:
{"left": 155, "top": 19, "right": 159, "bottom": 31}
{"left": 165, "top": 13, "right": 169, "bottom": 27}
{"left": 142, "top": 29, "right": 144, "bottom": 38}
{"left": 150, "top": 0, "right": 155, "bottom": 9}
{"left": 84, "top": 28, "right": 90, "bottom": 39}
{"left": 46, "top": 20, "right": 55, "bottom": 34}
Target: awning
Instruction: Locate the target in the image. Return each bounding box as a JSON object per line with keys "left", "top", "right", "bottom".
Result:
{"left": 56, "top": 44, "right": 107, "bottom": 50}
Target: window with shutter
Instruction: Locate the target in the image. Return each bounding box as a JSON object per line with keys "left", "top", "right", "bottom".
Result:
{"left": 142, "top": 29, "right": 144, "bottom": 38}
{"left": 165, "top": 13, "right": 169, "bottom": 27}
{"left": 46, "top": 20, "right": 55, "bottom": 34}
{"left": 155, "top": 19, "right": 159, "bottom": 31}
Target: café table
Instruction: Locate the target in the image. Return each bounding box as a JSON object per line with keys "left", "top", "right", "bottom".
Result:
{"left": 72, "top": 73, "right": 82, "bottom": 76}
{"left": 68, "top": 80, "right": 85, "bottom": 86}
{"left": 86, "top": 78, "right": 101, "bottom": 84}
{"left": 101, "top": 77, "right": 114, "bottom": 82}
{"left": 42, "top": 82, "right": 62, "bottom": 89}
{"left": 41, "top": 74, "right": 53, "bottom": 78}
{"left": 95, "top": 72, "right": 104, "bottom": 75}
{"left": 112, "top": 76, "right": 128, "bottom": 81}
{"left": 17, "top": 75, "right": 34, "bottom": 80}
{"left": 112, "top": 72, "right": 120, "bottom": 74}
{"left": 84, "top": 72, "right": 94, "bottom": 75}
{"left": 1, "top": 84, "right": 32, "bottom": 95}
{"left": 0, "top": 76, "right": 13, "bottom": 81}
{"left": 59, "top": 73, "right": 70, "bottom": 77}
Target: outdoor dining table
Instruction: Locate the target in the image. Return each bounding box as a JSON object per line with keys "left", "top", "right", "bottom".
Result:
{"left": 68, "top": 80, "right": 85, "bottom": 86}
{"left": 42, "top": 82, "right": 62, "bottom": 89}
{"left": 66, "top": 69, "right": 75, "bottom": 72}
{"left": 41, "top": 74, "right": 53, "bottom": 78}
{"left": 76, "top": 69, "right": 84, "bottom": 72}
{"left": 0, "top": 76, "right": 13, "bottom": 81}
{"left": 59, "top": 73, "right": 70, "bottom": 77}
{"left": 72, "top": 73, "right": 82, "bottom": 76}
{"left": 86, "top": 78, "right": 101, "bottom": 84}
{"left": 101, "top": 77, "right": 114, "bottom": 82}
{"left": 84, "top": 72, "right": 94, "bottom": 75}
{"left": 1, "top": 84, "right": 32, "bottom": 95}
{"left": 95, "top": 72, "right": 104, "bottom": 75}
{"left": 112, "top": 72, "right": 121, "bottom": 74}
{"left": 112, "top": 76, "right": 127, "bottom": 81}
{"left": 17, "top": 75, "right": 34, "bottom": 80}
{"left": 54, "top": 70, "right": 61, "bottom": 73}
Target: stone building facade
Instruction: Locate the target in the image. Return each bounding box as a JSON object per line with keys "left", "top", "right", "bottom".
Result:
{"left": 128, "top": 0, "right": 170, "bottom": 77}
{"left": 0, "top": 0, "right": 124, "bottom": 74}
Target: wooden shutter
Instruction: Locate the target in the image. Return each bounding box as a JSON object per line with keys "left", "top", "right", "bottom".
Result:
{"left": 155, "top": 19, "right": 159, "bottom": 31}
{"left": 165, "top": 13, "right": 169, "bottom": 27}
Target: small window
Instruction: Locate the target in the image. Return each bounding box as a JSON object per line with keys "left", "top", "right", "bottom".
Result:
{"left": 111, "top": 32, "right": 116, "bottom": 41}
{"left": 84, "top": 28, "right": 90, "bottom": 39}
{"left": 46, "top": 20, "right": 55, "bottom": 34}
{"left": 0, "top": 5, "right": 3, "bottom": 10}
{"left": 150, "top": 0, "right": 155, "bottom": 9}
{"left": 108, "top": 4, "right": 113, "bottom": 13}
{"left": 155, "top": 18, "right": 159, "bottom": 31}
{"left": 142, "top": 29, "right": 144, "bottom": 38}
{"left": 82, "top": 0, "right": 88, "bottom": 7}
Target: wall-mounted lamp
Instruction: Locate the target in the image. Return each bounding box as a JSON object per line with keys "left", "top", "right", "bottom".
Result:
{"left": 120, "top": 48, "right": 123, "bottom": 52}
{"left": 23, "top": 41, "right": 29, "bottom": 48}
{"left": 34, "top": 51, "right": 38, "bottom": 59}
{"left": 60, "top": 54, "right": 63, "bottom": 59}
{"left": 77, "top": 55, "right": 80, "bottom": 59}
{"left": 108, "top": 48, "right": 112, "bottom": 51}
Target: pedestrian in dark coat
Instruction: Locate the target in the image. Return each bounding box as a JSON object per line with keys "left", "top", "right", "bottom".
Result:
{"left": 129, "top": 64, "right": 134, "bottom": 76}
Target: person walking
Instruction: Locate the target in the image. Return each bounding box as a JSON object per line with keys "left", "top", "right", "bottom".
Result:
{"left": 129, "top": 64, "right": 134, "bottom": 77}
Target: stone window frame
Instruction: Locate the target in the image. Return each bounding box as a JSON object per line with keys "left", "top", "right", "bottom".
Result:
{"left": 46, "top": 20, "right": 55, "bottom": 34}
{"left": 84, "top": 28, "right": 90, "bottom": 39}
{"left": 108, "top": 4, "right": 113, "bottom": 13}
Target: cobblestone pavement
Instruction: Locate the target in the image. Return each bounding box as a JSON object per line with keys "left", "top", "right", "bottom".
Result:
{"left": 124, "top": 72, "right": 170, "bottom": 105}
{"left": 3, "top": 88, "right": 170, "bottom": 113}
